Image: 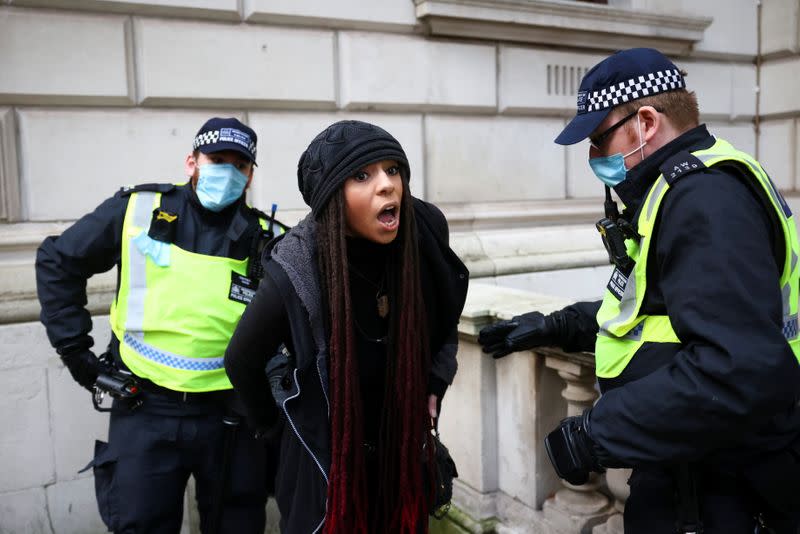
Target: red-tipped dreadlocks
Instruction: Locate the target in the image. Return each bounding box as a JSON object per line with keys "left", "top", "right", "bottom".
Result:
{"left": 318, "top": 182, "right": 435, "bottom": 533}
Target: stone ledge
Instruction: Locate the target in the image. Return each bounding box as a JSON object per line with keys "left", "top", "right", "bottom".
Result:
{"left": 137, "top": 97, "right": 337, "bottom": 111}
{"left": 414, "top": 0, "right": 711, "bottom": 57}
{"left": 451, "top": 223, "right": 608, "bottom": 280}
{"left": 458, "top": 282, "right": 573, "bottom": 338}
{"left": 243, "top": 0, "right": 418, "bottom": 32}
{"left": 10, "top": 0, "right": 241, "bottom": 21}
{"left": 442, "top": 199, "right": 603, "bottom": 231}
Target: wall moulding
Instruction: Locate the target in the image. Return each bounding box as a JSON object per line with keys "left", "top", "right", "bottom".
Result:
{"left": 414, "top": 0, "right": 712, "bottom": 57}
{"left": 0, "top": 210, "right": 607, "bottom": 323}
{"left": 0, "top": 108, "right": 21, "bottom": 222}
{"left": 442, "top": 198, "right": 603, "bottom": 231}
{"left": 0, "top": 222, "right": 115, "bottom": 324}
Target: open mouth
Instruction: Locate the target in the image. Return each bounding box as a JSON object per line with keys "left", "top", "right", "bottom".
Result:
{"left": 377, "top": 205, "right": 399, "bottom": 230}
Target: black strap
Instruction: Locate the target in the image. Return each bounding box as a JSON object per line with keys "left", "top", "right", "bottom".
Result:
{"left": 675, "top": 463, "right": 704, "bottom": 534}
{"left": 119, "top": 183, "right": 176, "bottom": 197}
{"left": 208, "top": 414, "right": 241, "bottom": 534}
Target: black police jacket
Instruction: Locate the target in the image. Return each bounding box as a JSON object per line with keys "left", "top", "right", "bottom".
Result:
{"left": 561, "top": 125, "right": 800, "bottom": 469}
{"left": 36, "top": 182, "right": 272, "bottom": 360}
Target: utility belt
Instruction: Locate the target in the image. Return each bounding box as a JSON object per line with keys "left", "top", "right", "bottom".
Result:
{"left": 100, "top": 340, "right": 234, "bottom": 410}
{"left": 135, "top": 377, "right": 233, "bottom": 405}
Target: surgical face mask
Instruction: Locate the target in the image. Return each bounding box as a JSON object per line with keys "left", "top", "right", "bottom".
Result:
{"left": 195, "top": 163, "right": 249, "bottom": 212}
{"left": 588, "top": 115, "right": 646, "bottom": 188}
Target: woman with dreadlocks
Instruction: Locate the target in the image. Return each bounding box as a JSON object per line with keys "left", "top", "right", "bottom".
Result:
{"left": 224, "top": 120, "right": 468, "bottom": 533}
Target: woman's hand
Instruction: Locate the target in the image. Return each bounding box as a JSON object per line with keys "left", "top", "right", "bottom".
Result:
{"left": 428, "top": 394, "right": 438, "bottom": 419}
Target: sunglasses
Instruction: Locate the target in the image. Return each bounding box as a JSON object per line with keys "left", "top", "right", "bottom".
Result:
{"left": 589, "top": 108, "right": 663, "bottom": 149}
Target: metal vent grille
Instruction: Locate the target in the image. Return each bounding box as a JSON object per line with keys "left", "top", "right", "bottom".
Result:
{"left": 547, "top": 64, "right": 590, "bottom": 96}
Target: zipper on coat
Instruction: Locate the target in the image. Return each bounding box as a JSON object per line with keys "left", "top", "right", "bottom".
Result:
{"left": 282, "top": 368, "right": 328, "bottom": 532}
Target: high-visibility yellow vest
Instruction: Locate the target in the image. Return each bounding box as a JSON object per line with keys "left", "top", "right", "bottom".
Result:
{"left": 109, "top": 190, "right": 268, "bottom": 392}
{"left": 595, "top": 138, "right": 800, "bottom": 378}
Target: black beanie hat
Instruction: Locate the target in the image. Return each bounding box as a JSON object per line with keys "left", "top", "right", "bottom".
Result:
{"left": 297, "top": 120, "right": 409, "bottom": 215}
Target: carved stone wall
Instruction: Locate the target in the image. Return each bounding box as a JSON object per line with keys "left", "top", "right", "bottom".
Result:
{"left": 0, "top": 0, "right": 794, "bottom": 531}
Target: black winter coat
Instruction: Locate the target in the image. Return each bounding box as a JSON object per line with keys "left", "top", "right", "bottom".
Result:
{"left": 224, "top": 198, "right": 469, "bottom": 533}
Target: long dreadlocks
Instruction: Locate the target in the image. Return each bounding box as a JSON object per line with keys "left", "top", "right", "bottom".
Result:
{"left": 318, "top": 178, "right": 435, "bottom": 533}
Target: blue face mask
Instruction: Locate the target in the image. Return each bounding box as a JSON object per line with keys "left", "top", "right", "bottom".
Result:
{"left": 588, "top": 116, "right": 646, "bottom": 187}
{"left": 195, "top": 163, "right": 249, "bottom": 212}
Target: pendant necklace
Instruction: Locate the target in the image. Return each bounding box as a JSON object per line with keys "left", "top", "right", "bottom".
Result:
{"left": 376, "top": 293, "right": 389, "bottom": 319}
{"left": 353, "top": 318, "right": 387, "bottom": 345}
{"left": 349, "top": 263, "right": 390, "bottom": 319}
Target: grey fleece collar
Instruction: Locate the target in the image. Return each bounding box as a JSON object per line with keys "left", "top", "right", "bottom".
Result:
{"left": 270, "top": 214, "right": 327, "bottom": 354}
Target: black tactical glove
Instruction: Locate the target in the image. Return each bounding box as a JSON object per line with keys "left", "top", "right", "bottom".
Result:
{"left": 544, "top": 408, "right": 619, "bottom": 486}
{"left": 56, "top": 338, "right": 107, "bottom": 391}
{"left": 478, "top": 310, "right": 563, "bottom": 359}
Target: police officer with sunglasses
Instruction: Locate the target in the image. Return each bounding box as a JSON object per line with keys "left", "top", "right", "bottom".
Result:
{"left": 479, "top": 48, "right": 800, "bottom": 533}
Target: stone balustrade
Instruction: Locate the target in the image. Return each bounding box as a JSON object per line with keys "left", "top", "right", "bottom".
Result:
{"left": 438, "top": 282, "right": 631, "bottom": 533}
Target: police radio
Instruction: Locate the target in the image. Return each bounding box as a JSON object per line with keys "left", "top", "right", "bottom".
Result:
{"left": 597, "top": 186, "right": 637, "bottom": 270}
{"left": 247, "top": 203, "right": 279, "bottom": 281}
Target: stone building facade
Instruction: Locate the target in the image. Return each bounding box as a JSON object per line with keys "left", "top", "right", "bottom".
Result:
{"left": 1, "top": 0, "right": 798, "bottom": 532}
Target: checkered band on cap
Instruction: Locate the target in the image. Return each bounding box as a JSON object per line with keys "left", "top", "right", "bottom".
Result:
{"left": 585, "top": 68, "right": 684, "bottom": 113}
{"left": 193, "top": 130, "right": 220, "bottom": 150}
{"left": 192, "top": 129, "right": 257, "bottom": 159}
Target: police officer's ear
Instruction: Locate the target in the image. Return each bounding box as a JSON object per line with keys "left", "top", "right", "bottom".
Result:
{"left": 184, "top": 152, "right": 199, "bottom": 180}
{"left": 636, "top": 106, "right": 662, "bottom": 145}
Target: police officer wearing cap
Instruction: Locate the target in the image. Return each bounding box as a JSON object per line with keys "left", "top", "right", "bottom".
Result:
{"left": 36, "top": 117, "right": 287, "bottom": 533}
{"left": 478, "top": 48, "right": 800, "bottom": 533}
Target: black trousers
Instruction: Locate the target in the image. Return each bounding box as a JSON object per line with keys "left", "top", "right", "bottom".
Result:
{"left": 87, "top": 391, "right": 272, "bottom": 534}
{"left": 624, "top": 466, "right": 800, "bottom": 534}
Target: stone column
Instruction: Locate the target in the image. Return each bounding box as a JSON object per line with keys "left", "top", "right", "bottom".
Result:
{"left": 541, "top": 353, "right": 612, "bottom": 533}
{"left": 593, "top": 469, "right": 631, "bottom": 534}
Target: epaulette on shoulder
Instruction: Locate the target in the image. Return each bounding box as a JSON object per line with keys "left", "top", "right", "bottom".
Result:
{"left": 118, "top": 183, "right": 177, "bottom": 197}
{"left": 659, "top": 151, "right": 707, "bottom": 186}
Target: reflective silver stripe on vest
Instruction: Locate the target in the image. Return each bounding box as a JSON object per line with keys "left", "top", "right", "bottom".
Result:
{"left": 126, "top": 192, "right": 156, "bottom": 332}
{"left": 123, "top": 332, "right": 225, "bottom": 371}
{"left": 783, "top": 251, "right": 798, "bottom": 340}
{"left": 601, "top": 272, "right": 640, "bottom": 334}
{"left": 600, "top": 177, "right": 667, "bottom": 335}
{"left": 645, "top": 177, "right": 669, "bottom": 223}
{"left": 696, "top": 152, "right": 800, "bottom": 342}
{"left": 783, "top": 280, "right": 792, "bottom": 318}
{"left": 786, "top": 250, "right": 798, "bottom": 312}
